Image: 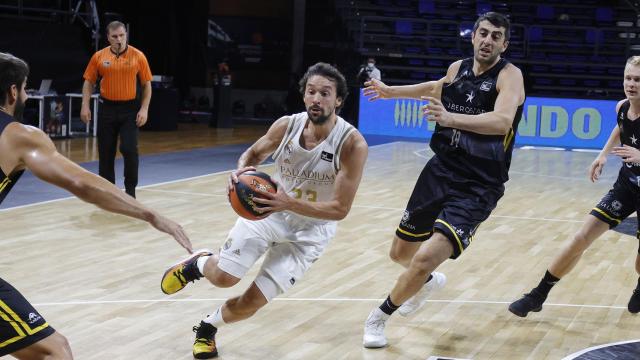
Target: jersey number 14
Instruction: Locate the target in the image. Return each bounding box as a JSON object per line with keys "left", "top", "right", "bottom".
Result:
{"left": 450, "top": 129, "right": 461, "bottom": 147}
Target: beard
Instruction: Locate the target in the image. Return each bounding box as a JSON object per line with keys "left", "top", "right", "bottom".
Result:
{"left": 13, "top": 98, "right": 25, "bottom": 122}
{"left": 307, "top": 107, "right": 331, "bottom": 125}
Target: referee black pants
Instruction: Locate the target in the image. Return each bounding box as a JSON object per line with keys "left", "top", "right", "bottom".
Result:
{"left": 97, "top": 99, "right": 139, "bottom": 197}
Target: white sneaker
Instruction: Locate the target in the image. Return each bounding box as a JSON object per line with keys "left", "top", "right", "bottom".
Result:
{"left": 398, "top": 272, "right": 446, "bottom": 317}
{"left": 363, "top": 307, "right": 389, "bottom": 348}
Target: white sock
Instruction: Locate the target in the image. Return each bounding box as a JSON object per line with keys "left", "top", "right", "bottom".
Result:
{"left": 196, "top": 255, "right": 211, "bottom": 276}
{"left": 203, "top": 306, "right": 226, "bottom": 328}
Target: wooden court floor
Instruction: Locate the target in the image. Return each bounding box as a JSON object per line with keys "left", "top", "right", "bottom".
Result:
{"left": 51, "top": 123, "right": 270, "bottom": 162}
{"left": 1, "top": 132, "right": 639, "bottom": 359}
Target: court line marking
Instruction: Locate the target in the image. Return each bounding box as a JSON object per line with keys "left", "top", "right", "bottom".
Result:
{"left": 67, "top": 187, "right": 584, "bottom": 223}
{"left": 519, "top": 146, "right": 566, "bottom": 151}
{"left": 0, "top": 142, "right": 397, "bottom": 211}
{"left": 0, "top": 165, "right": 272, "bottom": 212}
{"left": 411, "top": 148, "right": 617, "bottom": 182}
{"left": 489, "top": 215, "right": 583, "bottom": 223}
{"left": 0, "top": 170, "right": 230, "bottom": 212}
{"left": 560, "top": 339, "right": 640, "bottom": 360}
{"left": 141, "top": 188, "right": 226, "bottom": 197}
{"left": 0, "top": 142, "right": 609, "bottom": 212}
{"left": 350, "top": 205, "right": 584, "bottom": 223}
{"left": 64, "top": 187, "right": 583, "bottom": 223}
{"left": 31, "top": 297, "right": 628, "bottom": 310}
{"left": 510, "top": 170, "right": 616, "bottom": 182}
{"left": 571, "top": 148, "right": 601, "bottom": 153}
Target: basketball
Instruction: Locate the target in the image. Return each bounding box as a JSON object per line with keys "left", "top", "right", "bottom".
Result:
{"left": 229, "top": 171, "right": 277, "bottom": 220}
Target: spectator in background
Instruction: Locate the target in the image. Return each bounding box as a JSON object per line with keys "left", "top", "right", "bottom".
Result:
{"left": 357, "top": 57, "right": 381, "bottom": 86}
{"left": 46, "top": 99, "right": 64, "bottom": 135}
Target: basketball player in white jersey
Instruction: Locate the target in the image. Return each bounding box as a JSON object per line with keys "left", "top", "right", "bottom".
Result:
{"left": 160, "top": 62, "right": 368, "bottom": 359}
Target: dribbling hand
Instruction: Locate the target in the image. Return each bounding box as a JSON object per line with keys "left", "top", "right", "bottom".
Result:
{"left": 227, "top": 166, "right": 257, "bottom": 197}
{"left": 252, "top": 179, "right": 291, "bottom": 213}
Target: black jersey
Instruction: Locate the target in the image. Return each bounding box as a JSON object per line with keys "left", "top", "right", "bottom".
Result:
{"left": 0, "top": 111, "right": 23, "bottom": 205}
{"left": 429, "top": 57, "right": 524, "bottom": 185}
{"left": 617, "top": 100, "right": 640, "bottom": 185}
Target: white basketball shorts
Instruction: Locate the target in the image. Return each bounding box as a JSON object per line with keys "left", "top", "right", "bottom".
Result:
{"left": 217, "top": 212, "right": 337, "bottom": 301}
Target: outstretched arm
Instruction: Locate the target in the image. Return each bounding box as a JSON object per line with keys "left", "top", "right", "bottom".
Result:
{"left": 7, "top": 124, "right": 192, "bottom": 252}
{"left": 362, "top": 60, "right": 461, "bottom": 101}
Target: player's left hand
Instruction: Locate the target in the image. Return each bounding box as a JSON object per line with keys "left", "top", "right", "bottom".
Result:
{"left": 421, "top": 96, "right": 455, "bottom": 127}
{"left": 148, "top": 213, "right": 193, "bottom": 254}
{"left": 252, "top": 180, "right": 292, "bottom": 213}
{"left": 136, "top": 108, "right": 148, "bottom": 127}
{"left": 612, "top": 145, "right": 640, "bottom": 164}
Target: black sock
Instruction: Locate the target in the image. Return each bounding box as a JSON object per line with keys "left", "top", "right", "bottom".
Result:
{"left": 636, "top": 276, "right": 640, "bottom": 290}
{"left": 185, "top": 261, "right": 203, "bottom": 279}
{"left": 534, "top": 270, "right": 560, "bottom": 298}
{"left": 379, "top": 295, "right": 400, "bottom": 315}
{"left": 426, "top": 274, "right": 433, "bottom": 283}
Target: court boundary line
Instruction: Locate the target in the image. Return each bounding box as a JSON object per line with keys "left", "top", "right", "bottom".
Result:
{"left": 560, "top": 339, "right": 640, "bottom": 360}
{"left": 349, "top": 204, "right": 584, "bottom": 222}
{"left": 0, "top": 142, "right": 399, "bottom": 212}
{"left": 411, "top": 147, "right": 617, "bottom": 182}
{"left": 31, "top": 297, "right": 628, "bottom": 311}
{"left": 141, "top": 188, "right": 226, "bottom": 197}
{"left": 48, "top": 187, "right": 582, "bottom": 223}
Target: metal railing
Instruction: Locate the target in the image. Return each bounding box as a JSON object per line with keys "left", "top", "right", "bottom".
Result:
{"left": 0, "top": 0, "right": 99, "bottom": 50}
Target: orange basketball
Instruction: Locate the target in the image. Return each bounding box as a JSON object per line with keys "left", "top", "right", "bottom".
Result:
{"left": 229, "top": 171, "right": 277, "bottom": 220}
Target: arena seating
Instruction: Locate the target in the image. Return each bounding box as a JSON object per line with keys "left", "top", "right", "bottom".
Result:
{"left": 335, "top": 0, "right": 640, "bottom": 98}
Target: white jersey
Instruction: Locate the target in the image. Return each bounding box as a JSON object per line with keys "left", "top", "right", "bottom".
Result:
{"left": 272, "top": 112, "right": 356, "bottom": 225}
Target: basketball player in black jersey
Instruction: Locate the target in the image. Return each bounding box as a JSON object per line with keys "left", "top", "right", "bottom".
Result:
{"left": 509, "top": 56, "right": 640, "bottom": 317}
{"left": 0, "top": 53, "right": 192, "bottom": 359}
{"left": 360, "top": 12, "right": 525, "bottom": 348}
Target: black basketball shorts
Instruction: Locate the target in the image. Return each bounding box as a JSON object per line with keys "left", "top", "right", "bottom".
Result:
{"left": 396, "top": 155, "right": 504, "bottom": 259}
{"left": 590, "top": 175, "right": 639, "bottom": 237}
{"left": 0, "top": 277, "right": 55, "bottom": 356}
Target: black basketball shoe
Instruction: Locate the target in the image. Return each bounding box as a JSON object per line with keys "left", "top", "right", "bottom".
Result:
{"left": 193, "top": 321, "right": 218, "bottom": 359}
{"left": 509, "top": 290, "right": 546, "bottom": 317}
{"left": 628, "top": 288, "right": 640, "bottom": 314}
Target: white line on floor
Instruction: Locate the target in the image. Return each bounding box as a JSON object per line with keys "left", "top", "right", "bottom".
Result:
{"left": 32, "top": 297, "right": 627, "bottom": 311}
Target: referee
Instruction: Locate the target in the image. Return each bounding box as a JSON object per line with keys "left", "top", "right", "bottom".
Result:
{"left": 81, "top": 21, "right": 152, "bottom": 198}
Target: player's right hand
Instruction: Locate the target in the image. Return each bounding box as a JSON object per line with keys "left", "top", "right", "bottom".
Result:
{"left": 80, "top": 106, "right": 91, "bottom": 124}
{"left": 589, "top": 155, "right": 606, "bottom": 182}
{"left": 363, "top": 79, "right": 391, "bottom": 101}
{"left": 227, "top": 166, "right": 257, "bottom": 197}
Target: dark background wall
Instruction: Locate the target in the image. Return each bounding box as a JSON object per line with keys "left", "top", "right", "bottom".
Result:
{"left": 0, "top": 0, "right": 357, "bottom": 113}
{"left": 0, "top": 0, "right": 211, "bottom": 96}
